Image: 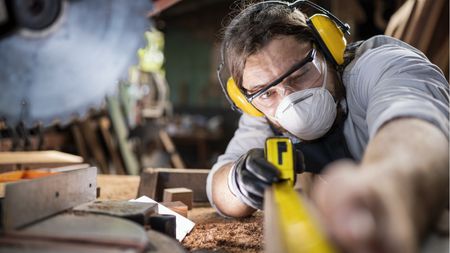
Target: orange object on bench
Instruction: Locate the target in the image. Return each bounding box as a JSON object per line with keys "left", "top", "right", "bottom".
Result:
{"left": 0, "top": 170, "right": 57, "bottom": 183}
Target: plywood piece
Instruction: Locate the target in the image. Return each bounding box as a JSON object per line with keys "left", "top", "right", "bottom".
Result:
{"left": 0, "top": 151, "right": 83, "bottom": 165}
{"left": 138, "top": 168, "right": 209, "bottom": 202}
{"left": 163, "top": 188, "right": 193, "bottom": 210}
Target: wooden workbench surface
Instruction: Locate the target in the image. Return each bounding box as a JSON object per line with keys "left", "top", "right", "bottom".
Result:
{"left": 97, "top": 174, "right": 141, "bottom": 200}
{"left": 96, "top": 174, "right": 448, "bottom": 253}
{"left": 96, "top": 174, "right": 263, "bottom": 252}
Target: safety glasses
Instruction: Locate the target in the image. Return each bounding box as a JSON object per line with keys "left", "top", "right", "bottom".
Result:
{"left": 246, "top": 48, "right": 316, "bottom": 102}
{"left": 216, "top": 0, "right": 349, "bottom": 111}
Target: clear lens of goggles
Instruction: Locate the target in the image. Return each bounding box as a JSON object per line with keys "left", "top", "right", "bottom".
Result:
{"left": 251, "top": 55, "right": 325, "bottom": 110}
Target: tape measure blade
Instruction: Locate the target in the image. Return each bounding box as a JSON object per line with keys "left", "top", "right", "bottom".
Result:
{"left": 264, "top": 137, "right": 336, "bottom": 253}
{"left": 264, "top": 186, "right": 288, "bottom": 253}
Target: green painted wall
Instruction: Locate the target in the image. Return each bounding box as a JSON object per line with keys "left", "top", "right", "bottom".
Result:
{"left": 164, "top": 28, "right": 219, "bottom": 107}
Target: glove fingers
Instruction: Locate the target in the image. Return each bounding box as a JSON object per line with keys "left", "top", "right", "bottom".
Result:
{"left": 246, "top": 156, "right": 280, "bottom": 183}
{"left": 240, "top": 170, "right": 267, "bottom": 198}
{"left": 231, "top": 148, "right": 284, "bottom": 210}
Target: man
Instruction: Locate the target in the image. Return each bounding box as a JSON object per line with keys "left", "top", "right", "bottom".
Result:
{"left": 207, "top": 1, "right": 449, "bottom": 252}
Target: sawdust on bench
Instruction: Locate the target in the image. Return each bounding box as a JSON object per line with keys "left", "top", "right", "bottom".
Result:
{"left": 183, "top": 207, "right": 263, "bottom": 253}
{"left": 95, "top": 175, "right": 264, "bottom": 252}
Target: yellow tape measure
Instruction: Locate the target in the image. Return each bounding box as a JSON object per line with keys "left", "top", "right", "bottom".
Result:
{"left": 265, "top": 137, "right": 336, "bottom": 253}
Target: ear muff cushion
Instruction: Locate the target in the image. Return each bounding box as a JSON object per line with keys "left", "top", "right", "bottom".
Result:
{"left": 309, "top": 14, "right": 347, "bottom": 65}
{"left": 226, "top": 78, "right": 264, "bottom": 117}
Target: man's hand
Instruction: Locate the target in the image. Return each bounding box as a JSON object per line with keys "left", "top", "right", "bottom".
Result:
{"left": 312, "top": 161, "right": 416, "bottom": 253}
{"left": 229, "top": 148, "right": 281, "bottom": 210}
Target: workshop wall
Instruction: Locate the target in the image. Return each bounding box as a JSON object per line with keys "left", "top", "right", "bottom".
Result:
{"left": 164, "top": 29, "right": 218, "bottom": 107}
{"left": 159, "top": 0, "right": 407, "bottom": 109}
{"left": 158, "top": 0, "right": 230, "bottom": 108}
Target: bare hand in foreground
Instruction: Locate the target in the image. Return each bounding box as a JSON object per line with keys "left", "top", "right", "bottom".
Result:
{"left": 312, "top": 160, "right": 417, "bottom": 253}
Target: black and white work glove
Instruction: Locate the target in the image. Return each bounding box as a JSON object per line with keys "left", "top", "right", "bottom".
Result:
{"left": 228, "top": 148, "right": 281, "bottom": 210}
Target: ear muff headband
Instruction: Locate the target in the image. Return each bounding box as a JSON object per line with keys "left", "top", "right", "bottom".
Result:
{"left": 218, "top": 0, "right": 350, "bottom": 116}
{"left": 291, "top": 0, "right": 350, "bottom": 65}
{"left": 308, "top": 14, "right": 347, "bottom": 65}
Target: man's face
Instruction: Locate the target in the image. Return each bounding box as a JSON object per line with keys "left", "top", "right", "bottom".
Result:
{"left": 242, "top": 35, "right": 335, "bottom": 122}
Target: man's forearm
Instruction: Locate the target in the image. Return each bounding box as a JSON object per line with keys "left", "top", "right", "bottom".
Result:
{"left": 212, "top": 163, "right": 256, "bottom": 217}
{"left": 361, "top": 118, "right": 449, "bottom": 238}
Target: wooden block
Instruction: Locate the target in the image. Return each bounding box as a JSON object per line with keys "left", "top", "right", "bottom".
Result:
{"left": 161, "top": 201, "right": 188, "bottom": 218}
{"left": 163, "top": 188, "right": 193, "bottom": 210}
{"left": 137, "top": 168, "right": 209, "bottom": 202}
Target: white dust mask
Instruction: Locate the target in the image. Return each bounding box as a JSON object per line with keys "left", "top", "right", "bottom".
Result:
{"left": 273, "top": 63, "right": 337, "bottom": 140}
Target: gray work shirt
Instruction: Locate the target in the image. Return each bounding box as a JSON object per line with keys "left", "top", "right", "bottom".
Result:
{"left": 207, "top": 35, "right": 450, "bottom": 213}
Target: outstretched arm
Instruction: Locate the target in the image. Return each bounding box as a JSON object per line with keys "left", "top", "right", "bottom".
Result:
{"left": 313, "top": 118, "right": 449, "bottom": 253}
{"left": 207, "top": 114, "right": 275, "bottom": 217}
{"left": 212, "top": 163, "right": 256, "bottom": 217}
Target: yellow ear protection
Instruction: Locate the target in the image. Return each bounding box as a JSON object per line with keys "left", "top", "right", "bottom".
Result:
{"left": 217, "top": 0, "right": 350, "bottom": 117}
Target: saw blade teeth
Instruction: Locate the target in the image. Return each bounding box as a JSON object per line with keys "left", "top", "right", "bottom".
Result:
{"left": 0, "top": 0, "right": 153, "bottom": 129}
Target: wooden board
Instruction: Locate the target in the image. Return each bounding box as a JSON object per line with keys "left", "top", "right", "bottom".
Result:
{"left": 138, "top": 168, "right": 209, "bottom": 202}
{"left": 0, "top": 151, "right": 83, "bottom": 165}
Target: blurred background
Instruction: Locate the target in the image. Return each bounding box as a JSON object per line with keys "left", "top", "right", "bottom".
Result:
{"left": 0, "top": 0, "right": 447, "bottom": 174}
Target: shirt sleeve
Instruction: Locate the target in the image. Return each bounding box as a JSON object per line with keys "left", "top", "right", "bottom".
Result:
{"left": 350, "top": 43, "right": 449, "bottom": 140}
{"left": 206, "top": 113, "right": 273, "bottom": 214}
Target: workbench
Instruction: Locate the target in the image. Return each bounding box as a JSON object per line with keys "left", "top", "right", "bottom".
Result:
{"left": 97, "top": 174, "right": 263, "bottom": 253}
{"left": 97, "top": 174, "right": 448, "bottom": 253}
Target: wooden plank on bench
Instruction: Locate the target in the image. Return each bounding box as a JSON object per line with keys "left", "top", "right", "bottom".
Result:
{"left": 137, "top": 168, "right": 209, "bottom": 202}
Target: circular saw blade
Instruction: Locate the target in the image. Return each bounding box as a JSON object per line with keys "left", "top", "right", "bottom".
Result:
{"left": 0, "top": 0, "right": 153, "bottom": 128}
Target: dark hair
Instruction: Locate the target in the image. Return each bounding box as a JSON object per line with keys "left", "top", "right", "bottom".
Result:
{"left": 222, "top": 1, "right": 316, "bottom": 88}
